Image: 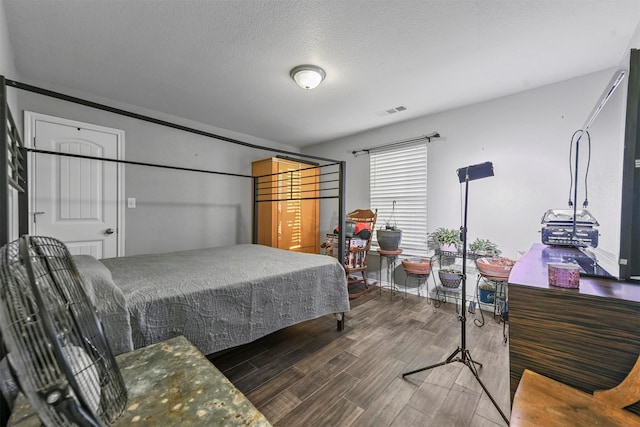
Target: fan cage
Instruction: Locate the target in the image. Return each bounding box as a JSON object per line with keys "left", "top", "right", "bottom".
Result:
{"left": 0, "top": 236, "right": 127, "bottom": 426}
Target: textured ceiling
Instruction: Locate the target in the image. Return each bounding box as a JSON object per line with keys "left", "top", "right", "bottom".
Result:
{"left": 3, "top": 0, "right": 640, "bottom": 147}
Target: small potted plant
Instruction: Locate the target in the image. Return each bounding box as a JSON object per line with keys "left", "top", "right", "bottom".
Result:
{"left": 430, "top": 228, "right": 462, "bottom": 253}
{"left": 377, "top": 201, "right": 402, "bottom": 251}
{"left": 469, "top": 238, "right": 501, "bottom": 257}
{"left": 438, "top": 268, "right": 463, "bottom": 288}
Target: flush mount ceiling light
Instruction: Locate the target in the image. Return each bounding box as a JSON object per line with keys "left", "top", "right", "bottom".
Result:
{"left": 290, "top": 64, "right": 326, "bottom": 90}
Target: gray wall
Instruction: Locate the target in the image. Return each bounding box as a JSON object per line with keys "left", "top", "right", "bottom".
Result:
{"left": 303, "top": 68, "right": 623, "bottom": 264}
{"left": 15, "top": 83, "right": 301, "bottom": 256}
{"left": 303, "top": 67, "right": 633, "bottom": 299}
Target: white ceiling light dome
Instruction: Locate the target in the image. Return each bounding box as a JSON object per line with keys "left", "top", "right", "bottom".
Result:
{"left": 290, "top": 65, "right": 326, "bottom": 90}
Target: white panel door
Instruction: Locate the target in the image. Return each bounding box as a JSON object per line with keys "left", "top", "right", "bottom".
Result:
{"left": 33, "top": 118, "right": 121, "bottom": 258}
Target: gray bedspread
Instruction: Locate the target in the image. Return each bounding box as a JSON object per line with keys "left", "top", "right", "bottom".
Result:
{"left": 74, "top": 244, "right": 348, "bottom": 356}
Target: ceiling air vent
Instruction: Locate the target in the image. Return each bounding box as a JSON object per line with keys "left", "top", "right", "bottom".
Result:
{"left": 376, "top": 105, "right": 408, "bottom": 116}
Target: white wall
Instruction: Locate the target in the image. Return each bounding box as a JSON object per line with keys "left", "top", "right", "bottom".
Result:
{"left": 303, "top": 69, "right": 619, "bottom": 263}
{"left": 16, "top": 83, "right": 301, "bottom": 256}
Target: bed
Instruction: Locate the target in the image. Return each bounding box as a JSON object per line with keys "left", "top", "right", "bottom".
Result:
{"left": 0, "top": 76, "right": 350, "bottom": 357}
{"left": 73, "top": 244, "right": 348, "bottom": 356}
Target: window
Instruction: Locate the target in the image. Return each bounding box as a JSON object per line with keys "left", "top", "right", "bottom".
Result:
{"left": 370, "top": 143, "right": 428, "bottom": 254}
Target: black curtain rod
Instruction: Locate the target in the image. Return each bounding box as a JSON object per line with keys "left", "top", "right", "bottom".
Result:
{"left": 6, "top": 79, "right": 339, "bottom": 164}
{"left": 351, "top": 132, "right": 441, "bottom": 156}
{"left": 26, "top": 148, "right": 252, "bottom": 178}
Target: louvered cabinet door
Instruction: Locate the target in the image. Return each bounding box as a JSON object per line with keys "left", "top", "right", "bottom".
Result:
{"left": 252, "top": 157, "right": 319, "bottom": 253}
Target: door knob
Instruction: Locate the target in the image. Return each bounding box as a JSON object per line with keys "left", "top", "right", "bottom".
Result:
{"left": 105, "top": 228, "right": 115, "bottom": 235}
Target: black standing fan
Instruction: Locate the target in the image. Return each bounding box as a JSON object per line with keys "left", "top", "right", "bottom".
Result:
{"left": 0, "top": 236, "right": 127, "bottom": 426}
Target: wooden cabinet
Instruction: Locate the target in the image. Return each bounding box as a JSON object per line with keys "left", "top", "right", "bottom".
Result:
{"left": 508, "top": 244, "right": 640, "bottom": 416}
{"left": 252, "top": 157, "right": 319, "bottom": 254}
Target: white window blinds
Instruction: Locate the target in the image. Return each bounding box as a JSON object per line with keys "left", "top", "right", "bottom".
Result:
{"left": 370, "top": 143, "right": 428, "bottom": 253}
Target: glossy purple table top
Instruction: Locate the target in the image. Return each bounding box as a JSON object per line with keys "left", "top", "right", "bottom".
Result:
{"left": 509, "top": 244, "right": 640, "bottom": 303}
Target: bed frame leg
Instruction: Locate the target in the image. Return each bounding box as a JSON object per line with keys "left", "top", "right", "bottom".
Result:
{"left": 336, "top": 313, "right": 345, "bottom": 331}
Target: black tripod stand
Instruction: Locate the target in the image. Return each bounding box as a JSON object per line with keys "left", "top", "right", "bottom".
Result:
{"left": 402, "top": 162, "right": 509, "bottom": 425}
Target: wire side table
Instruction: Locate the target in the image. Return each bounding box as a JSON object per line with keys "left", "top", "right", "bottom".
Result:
{"left": 473, "top": 274, "right": 509, "bottom": 342}
{"left": 377, "top": 249, "right": 402, "bottom": 298}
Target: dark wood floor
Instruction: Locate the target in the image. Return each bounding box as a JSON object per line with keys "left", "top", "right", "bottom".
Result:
{"left": 209, "top": 290, "right": 511, "bottom": 427}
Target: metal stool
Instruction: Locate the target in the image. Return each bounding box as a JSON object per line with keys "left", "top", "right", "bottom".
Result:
{"left": 377, "top": 249, "right": 402, "bottom": 298}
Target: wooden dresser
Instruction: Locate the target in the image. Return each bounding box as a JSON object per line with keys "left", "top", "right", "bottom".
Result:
{"left": 252, "top": 157, "right": 319, "bottom": 254}
{"left": 508, "top": 243, "right": 640, "bottom": 415}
